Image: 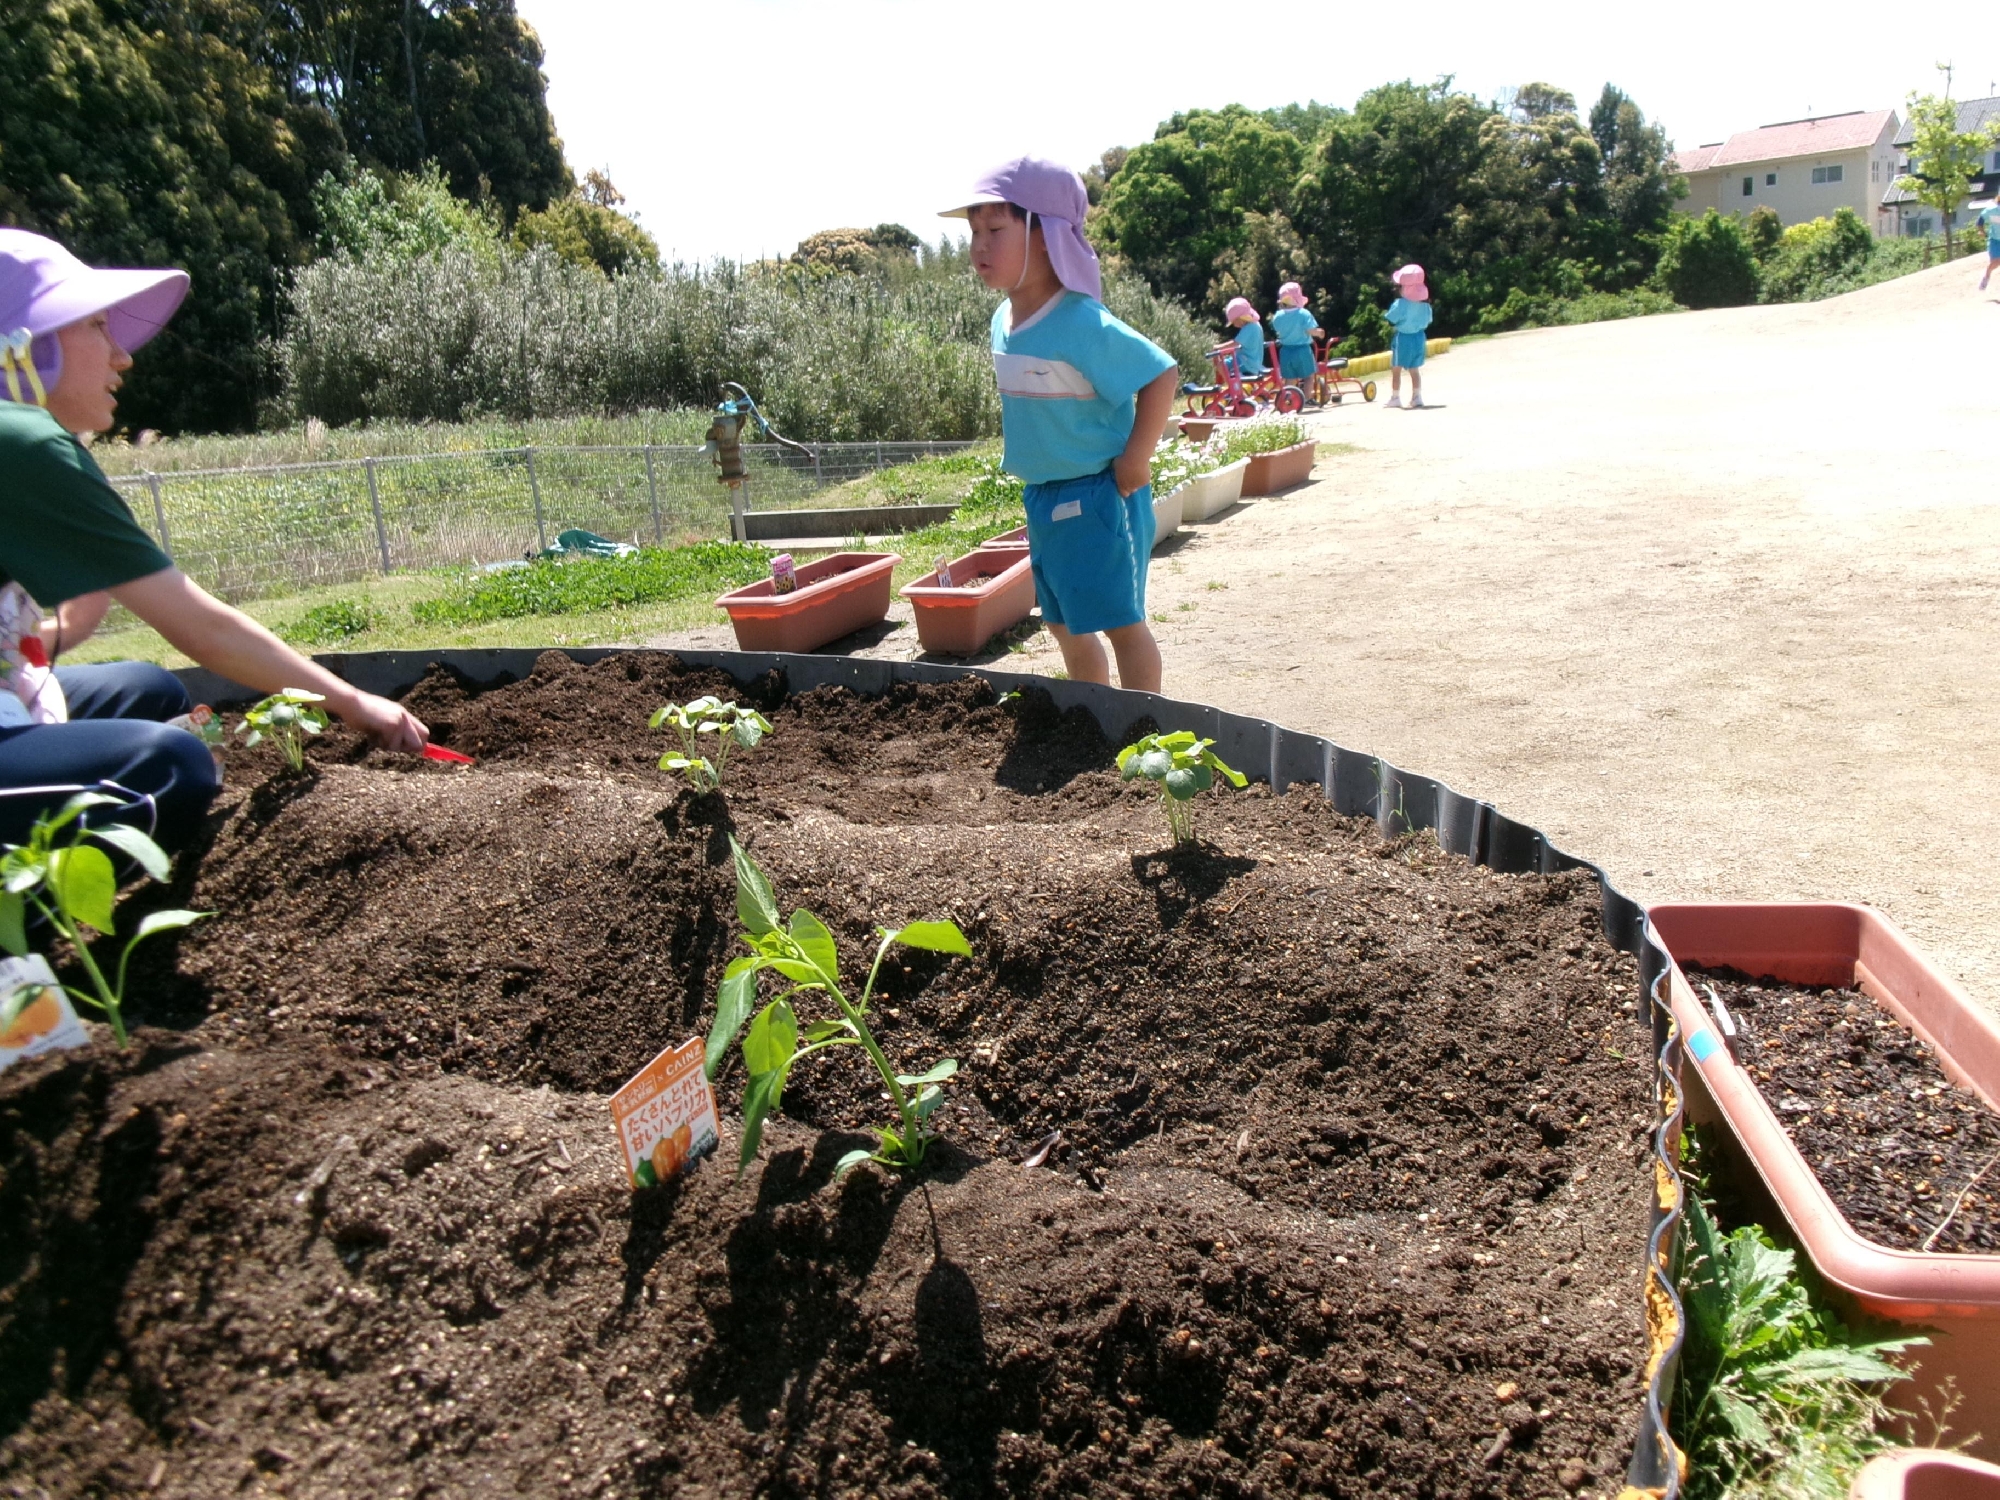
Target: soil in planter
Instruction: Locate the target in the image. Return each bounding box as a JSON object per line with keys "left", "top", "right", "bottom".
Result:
{"left": 2, "top": 654, "right": 1658, "bottom": 1500}
{"left": 1688, "top": 966, "right": 2000, "bottom": 1253}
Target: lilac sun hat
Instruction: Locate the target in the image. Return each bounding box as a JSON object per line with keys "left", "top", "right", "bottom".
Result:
{"left": 0, "top": 228, "right": 189, "bottom": 406}
{"left": 1223, "top": 296, "right": 1260, "bottom": 326}
{"left": 1390, "top": 263, "right": 1429, "bottom": 303}
{"left": 940, "top": 157, "right": 1103, "bottom": 301}
{"left": 1277, "top": 281, "right": 1308, "bottom": 307}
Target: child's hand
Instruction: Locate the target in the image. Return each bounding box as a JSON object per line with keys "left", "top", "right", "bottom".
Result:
{"left": 1113, "top": 449, "right": 1151, "bottom": 497}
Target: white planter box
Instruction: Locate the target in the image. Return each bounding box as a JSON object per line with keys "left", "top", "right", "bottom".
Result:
{"left": 1151, "top": 485, "right": 1186, "bottom": 550}
{"left": 1184, "top": 459, "right": 1249, "bottom": 521}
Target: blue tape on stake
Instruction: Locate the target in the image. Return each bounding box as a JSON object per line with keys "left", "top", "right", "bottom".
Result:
{"left": 1687, "top": 1027, "right": 1722, "bottom": 1064}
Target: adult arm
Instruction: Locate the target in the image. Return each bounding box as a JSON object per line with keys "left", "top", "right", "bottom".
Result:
{"left": 108, "top": 567, "right": 428, "bottom": 751}
{"left": 1113, "top": 369, "right": 1179, "bottom": 498}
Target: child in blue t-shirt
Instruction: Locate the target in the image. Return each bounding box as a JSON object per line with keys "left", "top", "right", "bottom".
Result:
{"left": 944, "top": 158, "right": 1178, "bottom": 692}
{"left": 1223, "top": 297, "right": 1269, "bottom": 378}
{"left": 1384, "top": 263, "right": 1434, "bottom": 409}
{"left": 1270, "top": 282, "right": 1320, "bottom": 382}
{"left": 1977, "top": 205, "right": 2000, "bottom": 292}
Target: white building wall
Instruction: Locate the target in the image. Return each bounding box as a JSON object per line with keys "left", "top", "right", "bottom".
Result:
{"left": 1674, "top": 119, "right": 1903, "bottom": 235}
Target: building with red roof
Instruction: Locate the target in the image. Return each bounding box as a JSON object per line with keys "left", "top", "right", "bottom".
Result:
{"left": 1671, "top": 110, "right": 1902, "bottom": 236}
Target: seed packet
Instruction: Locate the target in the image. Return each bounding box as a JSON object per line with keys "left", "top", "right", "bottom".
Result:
{"left": 770, "top": 554, "right": 797, "bottom": 595}
{"left": 166, "top": 704, "right": 225, "bottom": 747}
{"left": 0, "top": 955, "right": 89, "bottom": 1074}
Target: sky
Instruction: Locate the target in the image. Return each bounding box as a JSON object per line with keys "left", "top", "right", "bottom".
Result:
{"left": 514, "top": 0, "right": 1996, "bottom": 264}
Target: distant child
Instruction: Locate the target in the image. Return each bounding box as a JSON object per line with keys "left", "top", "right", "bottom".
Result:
{"left": 1383, "top": 264, "right": 1433, "bottom": 409}
{"left": 1223, "top": 297, "right": 1269, "bottom": 378}
{"left": 1270, "top": 282, "right": 1320, "bottom": 383}
{"left": 1978, "top": 204, "right": 2000, "bottom": 292}
{"left": 945, "top": 158, "right": 1178, "bottom": 692}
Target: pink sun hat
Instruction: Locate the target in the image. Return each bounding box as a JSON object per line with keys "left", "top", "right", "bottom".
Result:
{"left": 0, "top": 228, "right": 189, "bottom": 404}
{"left": 1223, "top": 296, "right": 1261, "bottom": 326}
{"left": 1390, "top": 263, "right": 1429, "bottom": 302}
{"left": 940, "top": 156, "right": 1103, "bottom": 301}
{"left": 1277, "top": 281, "right": 1308, "bottom": 307}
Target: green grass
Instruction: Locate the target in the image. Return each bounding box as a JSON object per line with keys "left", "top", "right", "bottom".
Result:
{"left": 89, "top": 409, "right": 715, "bottom": 476}
{"left": 410, "top": 542, "right": 772, "bottom": 626}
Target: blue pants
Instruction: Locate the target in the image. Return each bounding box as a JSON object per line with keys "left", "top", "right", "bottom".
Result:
{"left": 0, "top": 662, "right": 219, "bottom": 853}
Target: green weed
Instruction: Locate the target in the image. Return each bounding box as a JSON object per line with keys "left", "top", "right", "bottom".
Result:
{"left": 279, "top": 598, "right": 378, "bottom": 646}
{"left": 411, "top": 541, "right": 771, "bottom": 626}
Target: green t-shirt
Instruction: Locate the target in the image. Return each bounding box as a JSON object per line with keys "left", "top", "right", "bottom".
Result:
{"left": 0, "top": 403, "right": 173, "bottom": 607}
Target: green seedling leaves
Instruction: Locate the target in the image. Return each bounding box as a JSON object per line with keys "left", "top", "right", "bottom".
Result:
{"left": 834, "top": 1147, "right": 876, "bottom": 1178}
{"left": 710, "top": 842, "right": 971, "bottom": 1179}
{"left": 239, "top": 689, "right": 329, "bottom": 772}
{"left": 652, "top": 698, "right": 773, "bottom": 792}
{"left": 1117, "top": 732, "right": 1246, "bottom": 846}
{"left": 133, "top": 910, "right": 209, "bottom": 942}
{"left": 0, "top": 892, "right": 23, "bottom": 957}
{"left": 50, "top": 845, "right": 117, "bottom": 934}
{"left": 890, "top": 920, "right": 972, "bottom": 956}
{"left": 86, "top": 823, "right": 172, "bottom": 884}
{"left": 732, "top": 836, "right": 780, "bottom": 935}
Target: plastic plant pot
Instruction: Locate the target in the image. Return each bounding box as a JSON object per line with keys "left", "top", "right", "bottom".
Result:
{"left": 1184, "top": 459, "right": 1249, "bottom": 521}
{"left": 1177, "top": 416, "right": 1217, "bottom": 444}
{"left": 1650, "top": 901, "right": 2000, "bottom": 1459}
{"left": 714, "top": 552, "right": 901, "bottom": 653}
{"left": 898, "top": 546, "right": 1035, "bottom": 656}
{"left": 1240, "top": 439, "right": 1318, "bottom": 497}
{"left": 1849, "top": 1449, "right": 2000, "bottom": 1498}
{"left": 1151, "top": 485, "right": 1185, "bottom": 549}
{"left": 984, "top": 526, "right": 1028, "bottom": 548}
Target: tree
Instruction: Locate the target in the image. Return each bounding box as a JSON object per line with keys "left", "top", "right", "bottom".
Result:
{"left": 314, "top": 163, "right": 501, "bottom": 259}
{"left": 512, "top": 170, "right": 657, "bottom": 275}
{"left": 1895, "top": 65, "right": 2000, "bottom": 257}
{"left": 1744, "top": 205, "right": 1783, "bottom": 262}
{"left": 1094, "top": 105, "right": 1305, "bottom": 309}
{"left": 1515, "top": 82, "right": 1578, "bottom": 122}
{"left": 1655, "top": 210, "right": 1758, "bottom": 308}
{"left": 1589, "top": 84, "right": 1630, "bottom": 161}
{"left": 1601, "top": 95, "right": 1682, "bottom": 279}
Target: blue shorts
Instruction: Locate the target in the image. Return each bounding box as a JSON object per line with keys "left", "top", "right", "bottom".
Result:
{"left": 1391, "top": 331, "right": 1427, "bottom": 369}
{"left": 1023, "top": 467, "right": 1149, "bottom": 635}
{"left": 1277, "top": 342, "right": 1316, "bottom": 379}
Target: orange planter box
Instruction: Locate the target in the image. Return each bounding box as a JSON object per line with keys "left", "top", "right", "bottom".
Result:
{"left": 1239, "top": 439, "right": 1317, "bottom": 496}
{"left": 899, "top": 546, "right": 1036, "bottom": 656}
{"left": 715, "top": 552, "right": 900, "bottom": 653}
{"left": 1651, "top": 901, "right": 2000, "bottom": 1459}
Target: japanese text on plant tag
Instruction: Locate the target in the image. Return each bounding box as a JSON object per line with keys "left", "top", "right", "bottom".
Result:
{"left": 609, "top": 1037, "right": 719, "bottom": 1189}
{"left": 0, "top": 954, "right": 89, "bottom": 1074}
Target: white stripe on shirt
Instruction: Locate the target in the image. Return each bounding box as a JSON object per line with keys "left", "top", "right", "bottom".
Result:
{"left": 993, "top": 351, "right": 1097, "bottom": 400}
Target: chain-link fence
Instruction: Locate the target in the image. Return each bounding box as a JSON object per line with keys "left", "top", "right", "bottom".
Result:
{"left": 107, "top": 441, "right": 975, "bottom": 602}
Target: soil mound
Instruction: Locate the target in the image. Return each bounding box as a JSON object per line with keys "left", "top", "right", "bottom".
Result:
{"left": 2, "top": 653, "right": 1654, "bottom": 1498}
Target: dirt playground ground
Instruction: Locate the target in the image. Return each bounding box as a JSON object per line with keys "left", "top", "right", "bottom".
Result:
{"left": 661, "top": 253, "right": 2000, "bottom": 1015}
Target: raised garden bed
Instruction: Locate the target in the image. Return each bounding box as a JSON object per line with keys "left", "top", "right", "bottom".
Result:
{"left": 0, "top": 651, "right": 1678, "bottom": 1499}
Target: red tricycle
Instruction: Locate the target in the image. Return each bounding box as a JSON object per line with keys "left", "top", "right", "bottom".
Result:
{"left": 1180, "top": 341, "right": 1305, "bottom": 419}
{"left": 1302, "top": 329, "right": 1378, "bottom": 406}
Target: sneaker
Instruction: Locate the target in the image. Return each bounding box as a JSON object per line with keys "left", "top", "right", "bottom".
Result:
{"left": 1385, "top": 394, "right": 1402, "bottom": 408}
{"left": 1410, "top": 394, "right": 1425, "bottom": 408}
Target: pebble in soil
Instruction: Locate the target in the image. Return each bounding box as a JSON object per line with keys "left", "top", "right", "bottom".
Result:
{"left": 1691, "top": 966, "right": 2000, "bottom": 1253}
{"left": 0, "top": 653, "right": 1658, "bottom": 1499}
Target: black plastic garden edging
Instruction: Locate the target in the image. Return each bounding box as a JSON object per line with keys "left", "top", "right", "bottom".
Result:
{"left": 177, "top": 647, "right": 1691, "bottom": 1497}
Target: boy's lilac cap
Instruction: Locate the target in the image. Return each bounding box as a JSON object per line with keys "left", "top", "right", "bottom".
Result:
{"left": 1223, "top": 296, "right": 1260, "bottom": 326}
{"left": 1277, "top": 281, "right": 1307, "bottom": 307}
{"left": 940, "top": 157, "right": 1103, "bottom": 301}
{"left": 0, "top": 228, "right": 189, "bottom": 403}
{"left": 1390, "top": 263, "right": 1429, "bottom": 302}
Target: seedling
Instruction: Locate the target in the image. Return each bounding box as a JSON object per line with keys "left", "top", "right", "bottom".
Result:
{"left": 706, "top": 836, "right": 970, "bottom": 1179}
{"left": 1117, "top": 731, "right": 1246, "bottom": 847}
{"left": 649, "top": 696, "right": 772, "bottom": 792}
{"left": 239, "top": 688, "right": 328, "bottom": 771}
{"left": 0, "top": 793, "right": 209, "bottom": 1047}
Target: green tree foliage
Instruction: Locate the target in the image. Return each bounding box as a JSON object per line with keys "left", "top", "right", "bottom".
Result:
{"left": 1654, "top": 210, "right": 1759, "bottom": 308}
{"left": 1094, "top": 105, "right": 1306, "bottom": 309}
{"left": 790, "top": 224, "right": 922, "bottom": 276}
{"left": 1895, "top": 66, "right": 2000, "bottom": 257}
{"left": 313, "top": 163, "right": 502, "bottom": 259}
{"left": 1757, "top": 209, "right": 1878, "bottom": 302}
{"left": 512, "top": 171, "right": 659, "bottom": 275}
{"left": 0, "top": 0, "right": 570, "bottom": 433}
{"left": 1514, "top": 82, "right": 1578, "bottom": 121}
{"left": 1745, "top": 205, "right": 1784, "bottom": 262}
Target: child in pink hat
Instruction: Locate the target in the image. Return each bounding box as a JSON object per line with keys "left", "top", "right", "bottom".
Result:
{"left": 943, "top": 158, "right": 1179, "bottom": 693}
{"left": 1222, "top": 296, "right": 1268, "bottom": 378}
{"left": 0, "top": 229, "right": 430, "bottom": 854}
{"left": 1383, "top": 264, "right": 1433, "bottom": 409}
{"left": 1270, "top": 283, "right": 1320, "bottom": 383}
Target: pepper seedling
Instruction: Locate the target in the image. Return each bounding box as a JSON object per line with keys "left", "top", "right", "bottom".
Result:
{"left": 1117, "top": 730, "right": 1247, "bottom": 847}
{"left": 649, "top": 697, "right": 772, "bottom": 792}
{"left": 0, "top": 793, "right": 209, "bottom": 1047}
{"left": 706, "top": 836, "right": 969, "bottom": 1179}
{"left": 239, "top": 688, "right": 329, "bottom": 771}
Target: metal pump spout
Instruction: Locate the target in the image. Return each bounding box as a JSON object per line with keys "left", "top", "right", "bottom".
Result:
{"left": 705, "top": 384, "right": 815, "bottom": 540}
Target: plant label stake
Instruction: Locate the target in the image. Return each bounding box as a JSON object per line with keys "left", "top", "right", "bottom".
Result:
{"left": 422, "top": 743, "right": 475, "bottom": 765}
{"left": 608, "top": 1037, "right": 719, "bottom": 1189}
{"left": 0, "top": 955, "right": 88, "bottom": 1073}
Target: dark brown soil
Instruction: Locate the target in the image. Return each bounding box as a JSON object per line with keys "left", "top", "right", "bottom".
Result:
{"left": 1, "top": 652, "right": 1657, "bottom": 1499}
{"left": 1689, "top": 966, "right": 2000, "bottom": 1254}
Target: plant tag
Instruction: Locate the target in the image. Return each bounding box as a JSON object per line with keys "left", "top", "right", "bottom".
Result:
{"left": 609, "top": 1037, "right": 719, "bottom": 1189}
{"left": 0, "top": 955, "right": 89, "bottom": 1073}
{"left": 935, "top": 557, "right": 954, "bottom": 589}
{"left": 770, "top": 554, "right": 797, "bottom": 594}
{"left": 166, "top": 704, "right": 225, "bottom": 747}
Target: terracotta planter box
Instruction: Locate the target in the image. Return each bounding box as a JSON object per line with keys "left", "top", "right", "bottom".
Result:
{"left": 984, "top": 526, "right": 1028, "bottom": 548}
{"left": 1239, "top": 439, "right": 1318, "bottom": 496}
{"left": 898, "top": 546, "right": 1035, "bottom": 655}
{"left": 1178, "top": 458, "right": 1248, "bottom": 521}
{"left": 1176, "top": 416, "right": 1217, "bottom": 444}
{"left": 1851, "top": 1449, "right": 2000, "bottom": 1498}
{"left": 1651, "top": 901, "right": 2000, "bottom": 1459}
{"left": 715, "top": 552, "right": 900, "bottom": 653}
